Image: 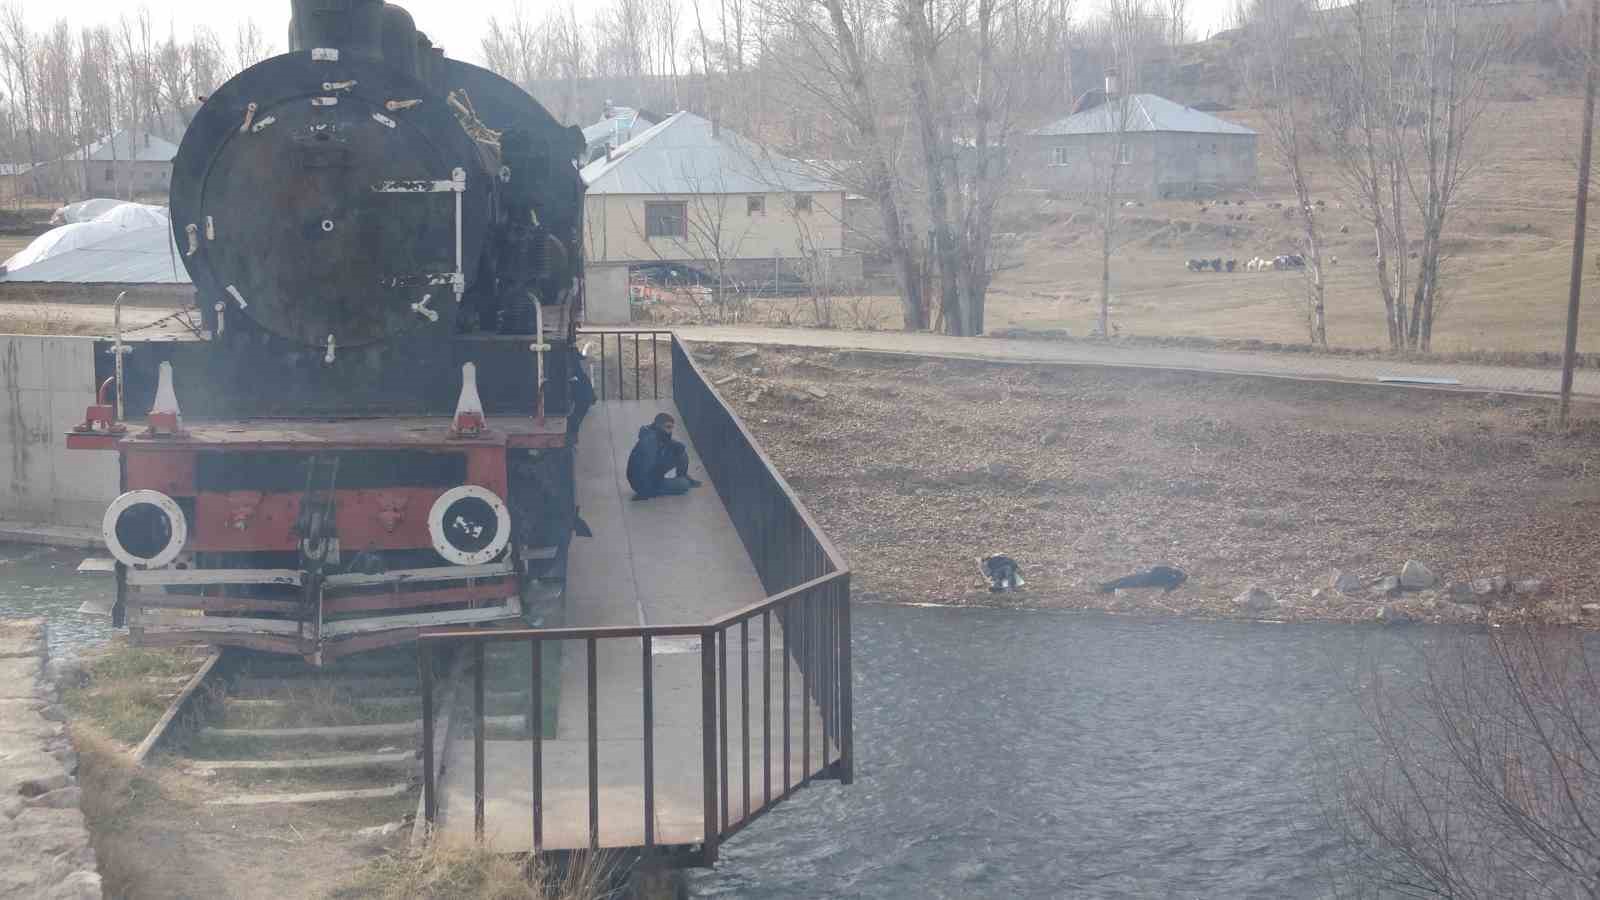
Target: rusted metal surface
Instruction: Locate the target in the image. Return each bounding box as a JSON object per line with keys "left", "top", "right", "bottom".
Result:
{"left": 125, "top": 450, "right": 198, "bottom": 496}
{"left": 117, "top": 416, "right": 566, "bottom": 449}
{"left": 417, "top": 334, "right": 853, "bottom": 864}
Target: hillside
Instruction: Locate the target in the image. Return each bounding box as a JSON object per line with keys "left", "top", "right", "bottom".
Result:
{"left": 991, "top": 92, "right": 1600, "bottom": 354}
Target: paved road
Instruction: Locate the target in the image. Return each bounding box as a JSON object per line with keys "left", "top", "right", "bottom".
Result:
{"left": 674, "top": 325, "right": 1600, "bottom": 399}
{"left": 10, "top": 301, "right": 1593, "bottom": 398}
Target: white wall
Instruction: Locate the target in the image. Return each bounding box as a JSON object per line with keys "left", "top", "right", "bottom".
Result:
{"left": 584, "top": 262, "right": 632, "bottom": 325}
{"left": 0, "top": 336, "right": 119, "bottom": 529}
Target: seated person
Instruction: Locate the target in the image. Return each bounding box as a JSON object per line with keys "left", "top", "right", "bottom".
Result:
{"left": 626, "top": 413, "right": 703, "bottom": 499}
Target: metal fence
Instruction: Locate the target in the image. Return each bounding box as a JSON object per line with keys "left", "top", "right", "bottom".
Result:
{"left": 418, "top": 333, "right": 850, "bottom": 865}
{"left": 575, "top": 328, "right": 673, "bottom": 403}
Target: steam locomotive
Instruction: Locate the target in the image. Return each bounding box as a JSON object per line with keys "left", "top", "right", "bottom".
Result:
{"left": 67, "top": 0, "right": 592, "bottom": 663}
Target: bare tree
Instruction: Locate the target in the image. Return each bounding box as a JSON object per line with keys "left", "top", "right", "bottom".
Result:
{"left": 1321, "top": 0, "right": 1498, "bottom": 352}
{"left": 762, "top": 0, "right": 926, "bottom": 329}
{"left": 2, "top": 3, "right": 42, "bottom": 196}
{"left": 618, "top": 164, "right": 758, "bottom": 323}
{"left": 1331, "top": 625, "right": 1600, "bottom": 897}
{"left": 1086, "top": 0, "right": 1147, "bottom": 339}
{"left": 234, "top": 18, "right": 272, "bottom": 73}
{"left": 1243, "top": 0, "right": 1329, "bottom": 346}
{"left": 1164, "top": 0, "right": 1190, "bottom": 47}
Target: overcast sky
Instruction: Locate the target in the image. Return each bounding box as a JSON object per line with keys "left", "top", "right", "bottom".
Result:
{"left": 22, "top": 0, "right": 1237, "bottom": 71}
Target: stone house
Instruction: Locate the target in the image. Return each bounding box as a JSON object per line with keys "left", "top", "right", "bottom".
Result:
{"left": 1025, "top": 92, "right": 1257, "bottom": 199}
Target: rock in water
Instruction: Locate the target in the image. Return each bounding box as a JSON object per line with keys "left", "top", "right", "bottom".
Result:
{"left": 1332, "top": 571, "right": 1363, "bottom": 594}
{"left": 1376, "top": 575, "right": 1402, "bottom": 596}
{"left": 1400, "top": 560, "right": 1436, "bottom": 590}
{"left": 1513, "top": 579, "right": 1549, "bottom": 596}
{"left": 1233, "top": 587, "right": 1278, "bottom": 612}
{"left": 1377, "top": 604, "right": 1417, "bottom": 625}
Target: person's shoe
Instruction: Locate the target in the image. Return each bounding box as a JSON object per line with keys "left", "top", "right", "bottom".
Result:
{"left": 686, "top": 477, "right": 704, "bottom": 488}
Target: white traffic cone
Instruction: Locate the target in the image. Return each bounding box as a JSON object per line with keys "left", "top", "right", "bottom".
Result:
{"left": 451, "top": 362, "right": 486, "bottom": 436}
{"left": 147, "top": 361, "right": 183, "bottom": 435}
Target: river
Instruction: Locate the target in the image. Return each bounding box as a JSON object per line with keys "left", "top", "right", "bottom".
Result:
{"left": 0, "top": 541, "right": 1426, "bottom": 897}
{"left": 0, "top": 543, "right": 112, "bottom": 655}
{"left": 694, "top": 603, "right": 1432, "bottom": 899}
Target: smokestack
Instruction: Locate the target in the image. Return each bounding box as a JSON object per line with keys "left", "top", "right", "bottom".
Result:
{"left": 1105, "top": 67, "right": 1120, "bottom": 98}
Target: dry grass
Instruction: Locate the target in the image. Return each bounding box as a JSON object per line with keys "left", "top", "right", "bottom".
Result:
{"left": 336, "top": 843, "right": 617, "bottom": 900}
{"left": 701, "top": 344, "right": 1600, "bottom": 624}
{"left": 61, "top": 641, "right": 207, "bottom": 745}
{"left": 987, "top": 95, "right": 1600, "bottom": 354}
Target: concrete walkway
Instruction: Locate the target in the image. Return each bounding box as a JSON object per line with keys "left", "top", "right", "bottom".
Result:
{"left": 436, "top": 401, "right": 827, "bottom": 853}
{"left": 0, "top": 620, "right": 101, "bottom": 899}
{"left": 675, "top": 325, "right": 1600, "bottom": 398}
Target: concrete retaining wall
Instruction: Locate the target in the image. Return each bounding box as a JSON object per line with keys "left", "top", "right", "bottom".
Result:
{"left": 0, "top": 335, "right": 119, "bottom": 531}
{"left": 0, "top": 619, "right": 102, "bottom": 899}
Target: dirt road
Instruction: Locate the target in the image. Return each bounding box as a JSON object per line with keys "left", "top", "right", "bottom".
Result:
{"left": 675, "top": 325, "right": 1600, "bottom": 398}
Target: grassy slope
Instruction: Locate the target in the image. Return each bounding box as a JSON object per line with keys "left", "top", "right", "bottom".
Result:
{"left": 990, "top": 93, "right": 1600, "bottom": 353}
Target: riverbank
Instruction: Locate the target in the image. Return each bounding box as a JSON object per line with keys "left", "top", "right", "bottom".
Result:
{"left": 696, "top": 343, "right": 1600, "bottom": 626}
{"left": 0, "top": 619, "right": 101, "bottom": 899}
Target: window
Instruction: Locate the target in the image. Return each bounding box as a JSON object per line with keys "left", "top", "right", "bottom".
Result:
{"left": 1050, "top": 147, "right": 1069, "bottom": 167}
{"left": 645, "top": 201, "right": 687, "bottom": 239}
{"left": 793, "top": 194, "right": 813, "bottom": 213}
{"left": 104, "top": 167, "right": 113, "bottom": 182}
{"left": 747, "top": 195, "right": 766, "bottom": 215}
{"left": 1117, "top": 143, "right": 1132, "bottom": 165}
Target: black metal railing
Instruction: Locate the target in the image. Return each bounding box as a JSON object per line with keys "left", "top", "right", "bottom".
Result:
{"left": 418, "top": 334, "right": 850, "bottom": 866}
{"left": 575, "top": 328, "right": 672, "bottom": 403}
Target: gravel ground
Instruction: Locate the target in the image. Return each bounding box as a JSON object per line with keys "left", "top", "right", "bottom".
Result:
{"left": 695, "top": 343, "right": 1600, "bottom": 626}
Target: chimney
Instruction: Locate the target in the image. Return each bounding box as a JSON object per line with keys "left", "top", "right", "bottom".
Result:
{"left": 1104, "top": 67, "right": 1120, "bottom": 98}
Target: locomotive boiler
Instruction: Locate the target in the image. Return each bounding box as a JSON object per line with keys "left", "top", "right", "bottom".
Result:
{"left": 67, "top": 0, "right": 592, "bottom": 663}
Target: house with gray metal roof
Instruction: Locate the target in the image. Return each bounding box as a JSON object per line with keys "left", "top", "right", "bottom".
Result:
{"left": 581, "top": 105, "right": 661, "bottom": 162}
{"left": 1026, "top": 92, "right": 1257, "bottom": 199}
{"left": 579, "top": 111, "right": 849, "bottom": 285}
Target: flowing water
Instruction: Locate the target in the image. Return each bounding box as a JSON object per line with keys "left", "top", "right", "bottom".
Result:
{"left": 0, "top": 544, "right": 1438, "bottom": 896}
{"left": 0, "top": 543, "right": 112, "bottom": 656}
{"left": 695, "top": 603, "right": 1436, "bottom": 899}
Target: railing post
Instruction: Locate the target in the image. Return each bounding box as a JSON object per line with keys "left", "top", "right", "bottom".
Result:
{"left": 642, "top": 634, "right": 656, "bottom": 848}
{"left": 839, "top": 576, "right": 854, "bottom": 785}
{"left": 587, "top": 636, "right": 599, "bottom": 852}
{"left": 783, "top": 599, "right": 791, "bottom": 792}
{"left": 473, "top": 641, "right": 485, "bottom": 840}
{"left": 531, "top": 639, "right": 543, "bottom": 852}
{"left": 719, "top": 629, "right": 729, "bottom": 831}
{"left": 420, "top": 642, "right": 436, "bottom": 824}
{"left": 741, "top": 618, "right": 750, "bottom": 822}
{"left": 762, "top": 610, "right": 771, "bottom": 807}
{"left": 700, "top": 629, "right": 720, "bottom": 864}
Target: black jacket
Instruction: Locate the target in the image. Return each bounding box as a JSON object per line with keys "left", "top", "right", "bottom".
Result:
{"left": 626, "top": 425, "right": 668, "bottom": 497}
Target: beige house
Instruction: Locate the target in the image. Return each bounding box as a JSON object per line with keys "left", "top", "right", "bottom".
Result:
{"left": 580, "top": 112, "right": 847, "bottom": 286}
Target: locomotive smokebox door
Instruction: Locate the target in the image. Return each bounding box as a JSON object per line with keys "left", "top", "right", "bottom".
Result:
{"left": 170, "top": 54, "right": 493, "bottom": 349}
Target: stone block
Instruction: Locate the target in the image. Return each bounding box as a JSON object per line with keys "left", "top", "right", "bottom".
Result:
{"left": 0, "top": 657, "right": 42, "bottom": 699}
{"left": 8, "top": 806, "right": 94, "bottom": 867}
{"left": 1400, "top": 560, "right": 1437, "bottom": 590}
{"left": 25, "top": 786, "right": 81, "bottom": 810}
{"left": 47, "top": 870, "right": 103, "bottom": 900}
{"left": 0, "top": 637, "right": 43, "bottom": 660}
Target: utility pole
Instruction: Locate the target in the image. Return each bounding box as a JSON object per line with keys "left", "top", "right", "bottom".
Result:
{"left": 1561, "top": 0, "right": 1600, "bottom": 426}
